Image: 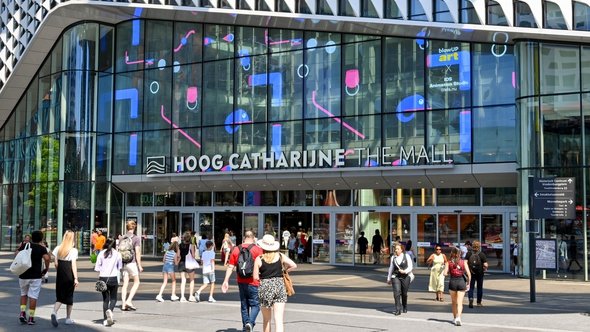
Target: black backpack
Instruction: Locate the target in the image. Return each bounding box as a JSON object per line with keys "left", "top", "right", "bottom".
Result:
{"left": 468, "top": 251, "right": 481, "bottom": 272}
{"left": 237, "top": 244, "right": 255, "bottom": 278}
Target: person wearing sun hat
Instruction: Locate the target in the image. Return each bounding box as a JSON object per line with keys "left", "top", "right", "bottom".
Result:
{"left": 253, "top": 234, "right": 297, "bottom": 332}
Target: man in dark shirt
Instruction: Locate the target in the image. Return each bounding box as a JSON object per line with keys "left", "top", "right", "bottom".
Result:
{"left": 17, "top": 230, "right": 51, "bottom": 325}
{"left": 357, "top": 232, "right": 369, "bottom": 264}
{"left": 371, "top": 229, "right": 384, "bottom": 265}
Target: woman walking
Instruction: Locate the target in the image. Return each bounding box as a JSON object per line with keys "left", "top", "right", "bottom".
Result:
{"left": 94, "top": 238, "right": 122, "bottom": 326}
{"left": 386, "top": 243, "right": 413, "bottom": 315}
{"left": 444, "top": 247, "right": 471, "bottom": 326}
{"left": 253, "top": 234, "right": 297, "bottom": 332}
{"left": 50, "top": 230, "right": 79, "bottom": 327}
{"left": 220, "top": 233, "right": 234, "bottom": 266}
{"left": 156, "top": 241, "right": 180, "bottom": 302}
{"left": 427, "top": 244, "right": 447, "bottom": 302}
{"left": 178, "top": 232, "right": 198, "bottom": 302}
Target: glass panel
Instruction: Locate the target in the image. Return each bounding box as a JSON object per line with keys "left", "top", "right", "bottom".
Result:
{"left": 62, "top": 23, "right": 98, "bottom": 71}
{"left": 269, "top": 121, "right": 303, "bottom": 157}
{"left": 14, "top": 99, "right": 26, "bottom": 139}
{"left": 203, "top": 25, "right": 234, "bottom": 62}
{"left": 235, "top": 123, "right": 266, "bottom": 157}
{"left": 417, "top": 213, "right": 437, "bottom": 265}
{"left": 214, "top": 212, "right": 241, "bottom": 251}
{"left": 426, "top": 40, "right": 471, "bottom": 110}
{"left": 214, "top": 191, "right": 244, "bottom": 206}
{"left": 263, "top": 213, "right": 279, "bottom": 237}
{"left": 141, "top": 212, "right": 154, "bottom": 256}
{"left": 516, "top": 2, "right": 537, "bottom": 27}
{"left": 427, "top": 109, "right": 472, "bottom": 164}
{"left": 181, "top": 212, "right": 194, "bottom": 234}
{"left": 235, "top": 54, "right": 267, "bottom": 123}
{"left": 472, "top": 105, "right": 517, "bottom": 162}
{"left": 460, "top": 214, "right": 480, "bottom": 242}
{"left": 203, "top": 60, "right": 234, "bottom": 126}
{"left": 114, "top": 71, "right": 144, "bottom": 132}
{"left": 389, "top": 213, "right": 411, "bottom": 247}
{"left": 383, "top": 112, "right": 425, "bottom": 163}
{"left": 487, "top": 1, "right": 508, "bottom": 25}
{"left": 144, "top": 68, "right": 172, "bottom": 130}
{"left": 482, "top": 187, "right": 517, "bottom": 205}
{"left": 154, "top": 192, "right": 181, "bottom": 206}
{"left": 267, "top": 29, "right": 303, "bottom": 54}
{"left": 63, "top": 133, "right": 93, "bottom": 181}
{"left": 481, "top": 214, "right": 502, "bottom": 271}
{"left": 354, "top": 189, "right": 393, "bottom": 206}
{"left": 145, "top": 20, "right": 172, "bottom": 71}
{"left": 409, "top": 0, "right": 427, "bottom": 20}
{"left": 574, "top": 3, "right": 590, "bottom": 30}
{"left": 438, "top": 214, "right": 457, "bottom": 250}
{"left": 434, "top": 0, "right": 453, "bottom": 22}
{"left": 51, "top": 38, "right": 63, "bottom": 74}
{"left": 269, "top": 51, "right": 303, "bottom": 121}
{"left": 544, "top": 2, "right": 567, "bottom": 29}
{"left": 116, "top": 20, "right": 144, "bottom": 72}
{"left": 361, "top": 0, "right": 379, "bottom": 17}
{"left": 63, "top": 181, "right": 91, "bottom": 231}
{"left": 25, "top": 79, "right": 38, "bottom": 137}
{"left": 304, "top": 118, "right": 340, "bottom": 150}
{"left": 243, "top": 212, "right": 258, "bottom": 239}
{"left": 342, "top": 115, "right": 380, "bottom": 167}
{"left": 472, "top": 43, "right": 515, "bottom": 106}
{"left": 385, "top": 0, "right": 403, "bottom": 18}
{"left": 437, "top": 188, "right": 480, "bottom": 205}
{"left": 245, "top": 191, "right": 277, "bottom": 206}
{"left": 335, "top": 213, "right": 354, "bottom": 264}
{"left": 279, "top": 190, "right": 312, "bottom": 206}
{"left": 540, "top": 44, "right": 580, "bottom": 94}
{"left": 312, "top": 213, "right": 330, "bottom": 263}
{"left": 460, "top": 0, "right": 480, "bottom": 24}
{"left": 541, "top": 94, "right": 581, "bottom": 168}
{"left": 98, "top": 25, "right": 114, "bottom": 73}
{"left": 199, "top": 212, "right": 213, "bottom": 242}
{"left": 143, "top": 130, "right": 171, "bottom": 170}
{"left": 174, "top": 21, "right": 203, "bottom": 65}
{"left": 173, "top": 63, "right": 201, "bottom": 128}
{"left": 97, "top": 74, "right": 113, "bottom": 133}
{"left": 113, "top": 132, "right": 142, "bottom": 175}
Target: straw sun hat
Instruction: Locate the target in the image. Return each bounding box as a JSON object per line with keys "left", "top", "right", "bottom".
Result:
{"left": 257, "top": 234, "right": 280, "bottom": 252}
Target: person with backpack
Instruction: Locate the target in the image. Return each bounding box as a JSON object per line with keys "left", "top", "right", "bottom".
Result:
{"left": 465, "top": 240, "right": 488, "bottom": 308}
{"left": 444, "top": 247, "right": 471, "bottom": 326}
{"left": 221, "top": 230, "right": 263, "bottom": 332}
{"left": 120, "top": 219, "right": 142, "bottom": 311}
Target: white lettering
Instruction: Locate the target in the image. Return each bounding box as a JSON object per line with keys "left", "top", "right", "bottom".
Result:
{"left": 185, "top": 156, "right": 198, "bottom": 171}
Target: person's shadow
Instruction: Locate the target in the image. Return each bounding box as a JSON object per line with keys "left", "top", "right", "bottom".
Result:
{"left": 216, "top": 329, "right": 242, "bottom": 332}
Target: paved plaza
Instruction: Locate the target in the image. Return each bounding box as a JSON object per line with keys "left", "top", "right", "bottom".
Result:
{"left": 1, "top": 251, "right": 588, "bottom": 332}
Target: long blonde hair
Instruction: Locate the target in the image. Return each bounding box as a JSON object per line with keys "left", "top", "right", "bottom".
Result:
{"left": 57, "top": 230, "right": 75, "bottom": 259}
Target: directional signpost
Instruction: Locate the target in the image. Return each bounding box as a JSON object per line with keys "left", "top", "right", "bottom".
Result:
{"left": 531, "top": 177, "right": 575, "bottom": 219}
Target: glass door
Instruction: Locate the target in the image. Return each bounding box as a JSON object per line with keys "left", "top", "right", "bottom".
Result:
{"left": 312, "top": 213, "right": 330, "bottom": 263}
{"left": 263, "top": 213, "right": 279, "bottom": 238}
{"left": 335, "top": 213, "right": 354, "bottom": 264}
{"left": 243, "top": 213, "right": 259, "bottom": 243}
{"left": 199, "top": 212, "right": 213, "bottom": 245}
{"left": 417, "top": 214, "right": 437, "bottom": 266}
{"left": 181, "top": 212, "right": 194, "bottom": 235}
{"left": 141, "top": 212, "right": 155, "bottom": 256}
{"left": 482, "top": 214, "right": 503, "bottom": 271}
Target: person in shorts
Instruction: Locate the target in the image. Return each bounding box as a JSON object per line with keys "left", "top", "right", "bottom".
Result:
{"left": 17, "top": 230, "right": 51, "bottom": 325}
{"left": 444, "top": 247, "right": 471, "bottom": 326}
{"left": 121, "top": 219, "right": 142, "bottom": 311}
{"left": 195, "top": 240, "right": 217, "bottom": 302}
{"left": 156, "top": 241, "right": 180, "bottom": 302}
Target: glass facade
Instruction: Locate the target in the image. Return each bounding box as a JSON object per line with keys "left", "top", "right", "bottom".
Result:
{"left": 0, "top": 15, "right": 586, "bottom": 278}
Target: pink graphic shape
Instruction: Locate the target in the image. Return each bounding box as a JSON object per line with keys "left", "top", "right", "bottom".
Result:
{"left": 187, "top": 87, "right": 198, "bottom": 103}
{"left": 174, "top": 30, "right": 196, "bottom": 53}
{"left": 160, "top": 105, "right": 201, "bottom": 148}
{"left": 345, "top": 69, "right": 360, "bottom": 88}
{"left": 125, "top": 51, "right": 154, "bottom": 65}
{"left": 311, "top": 90, "right": 365, "bottom": 139}
{"left": 264, "top": 30, "right": 302, "bottom": 46}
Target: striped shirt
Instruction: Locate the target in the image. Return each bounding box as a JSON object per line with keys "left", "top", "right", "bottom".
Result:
{"left": 164, "top": 250, "right": 176, "bottom": 264}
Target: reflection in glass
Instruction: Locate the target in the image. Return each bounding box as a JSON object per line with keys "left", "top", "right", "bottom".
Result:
{"left": 312, "top": 213, "right": 330, "bottom": 263}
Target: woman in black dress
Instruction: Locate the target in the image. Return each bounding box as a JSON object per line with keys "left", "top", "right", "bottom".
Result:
{"left": 50, "top": 230, "right": 79, "bottom": 327}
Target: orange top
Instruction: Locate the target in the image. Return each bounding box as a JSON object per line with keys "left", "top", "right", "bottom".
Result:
{"left": 95, "top": 234, "right": 106, "bottom": 250}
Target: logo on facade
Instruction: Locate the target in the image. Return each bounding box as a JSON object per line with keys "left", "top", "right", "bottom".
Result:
{"left": 146, "top": 156, "right": 166, "bottom": 175}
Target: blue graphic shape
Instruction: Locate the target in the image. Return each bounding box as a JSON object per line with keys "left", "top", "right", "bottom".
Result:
{"left": 249, "top": 72, "right": 283, "bottom": 107}
{"left": 132, "top": 15, "right": 141, "bottom": 46}
{"left": 459, "top": 110, "right": 471, "bottom": 153}
{"left": 129, "top": 133, "right": 137, "bottom": 166}
{"left": 271, "top": 124, "right": 282, "bottom": 160}
{"left": 115, "top": 88, "right": 139, "bottom": 119}
{"left": 223, "top": 33, "right": 234, "bottom": 43}
{"left": 238, "top": 49, "right": 250, "bottom": 69}
{"left": 427, "top": 50, "right": 471, "bottom": 91}
{"left": 225, "top": 109, "right": 251, "bottom": 133}
{"left": 204, "top": 37, "right": 215, "bottom": 46}
{"left": 396, "top": 94, "right": 425, "bottom": 123}
{"left": 364, "top": 160, "right": 379, "bottom": 167}
{"left": 416, "top": 30, "right": 427, "bottom": 49}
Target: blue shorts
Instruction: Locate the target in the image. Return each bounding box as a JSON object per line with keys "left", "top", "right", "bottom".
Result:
{"left": 163, "top": 262, "right": 176, "bottom": 274}
{"left": 203, "top": 271, "right": 215, "bottom": 284}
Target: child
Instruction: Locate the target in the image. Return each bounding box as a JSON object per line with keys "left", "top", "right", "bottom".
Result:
{"left": 297, "top": 244, "right": 305, "bottom": 263}
{"left": 156, "top": 241, "right": 180, "bottom": 302}
{"left": 195, "top": 240, "right": 216, "bottom": 303}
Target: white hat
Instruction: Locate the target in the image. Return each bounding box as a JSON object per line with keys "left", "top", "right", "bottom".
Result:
{"left": 257, "top": 234, "right": 280, "bottom": 252}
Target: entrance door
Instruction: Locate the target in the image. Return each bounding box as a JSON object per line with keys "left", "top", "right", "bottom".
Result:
{"left": 155, "top": 211, "right": 179, "bottom": 255}
{"left": 141, "top": 212, "right": 155, "bottom": 256}
{"left": 312, "top": 213, "right": 330, "bottom": 263}
{"left": 335, "top": 213, "right": 354, "bottom": 265}
{"left": 214, "top": 212, "right": 242, "bottom": 251}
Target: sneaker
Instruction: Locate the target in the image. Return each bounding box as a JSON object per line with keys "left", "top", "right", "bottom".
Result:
{"left": 455, "top": 318, "right": 462, "bottom": 326}
{"left": 156, "top": 295, "right": 165, "bottom": 302}
{"left": 208, "top": 297, "right": 216, "bottom": 303}
{"left": 103, "top": 320, "right": 109, "bottom": 326}
{"left": 28, "top": 317, "right": 36, "bottom": 325}
{"left": 106, "top": 309, "right": 114, "bottom": 326}
{"left": 468, "top": 299, "right": 473, "bottom": 308}
{"left": 195, "top": 291, "right": 201, "bottom": 303}
{"left": 476, "top": 302, "right": 483, "bottom": 307}
{"left": 19, "top": 311, "right": 27, "bottom": 324}
{"left": 170, "top": 295, "right": 179, "bottom": 301}
{"left": 180, "top": 297, "right": 188, "bottom": 303}
{"left": 51, "top": 313, "right": 58, "bottom": 327}
{"left": 65, "top": 318, "right": 75, "bottom": 325}
{"left": 245, "top": 322, "right": 253, "bottom": 332}
{"left": 188, "top": 296, "right": 197, "bottom": 302}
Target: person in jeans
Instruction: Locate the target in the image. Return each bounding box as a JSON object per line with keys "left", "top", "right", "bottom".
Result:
{"left": 465, "top": 240, "right": 488, "bottom": 308}
{"left": 95, "top": 238, "right": 122, "bottom": 326}
{"left": 222, "top": 230, "right": 263, "bottom": 332}
{"left": 17, "top": 230, "right": 51, "bottom": 325}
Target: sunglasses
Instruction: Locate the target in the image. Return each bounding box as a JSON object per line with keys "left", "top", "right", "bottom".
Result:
{"left": 435, "top": 248, "right": 442, "bottom": 250}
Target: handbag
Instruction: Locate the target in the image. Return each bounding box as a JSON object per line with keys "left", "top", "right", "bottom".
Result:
{"left": 95, "top": 279, "right": 108, "bottom": 292}
{"left": 10, "top": 243, "right": 32, "bottom": 276}
{"left": 280, "top": 254, "right": 295, "bottom": 296}
{"left": 185, "top": 244, "right": 200, "bottom": 270}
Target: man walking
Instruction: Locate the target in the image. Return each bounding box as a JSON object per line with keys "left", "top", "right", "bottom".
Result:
{"left": 17, "top": 230, "right": 51, "bottom": 325}
{"left": 371, "top": 229, "right": 384, "bottom": 264}
{"left": 221, "top": 231, "right": 263, "bottom": 332}
{"left": 120, "top": 219, "right": 142, "bottom": 311}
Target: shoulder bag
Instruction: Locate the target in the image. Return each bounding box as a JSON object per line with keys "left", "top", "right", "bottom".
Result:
{"left": 96, "top": 252, "right": 120, "bottom": 292}
{"left": 10, "top": 243, "right": 32, "bottom": 276}
{"left": 280, "top": 254, "right": 295, "bottom": 296}
{"left": 185, "top": 244, "right": 200, "bottom": 270}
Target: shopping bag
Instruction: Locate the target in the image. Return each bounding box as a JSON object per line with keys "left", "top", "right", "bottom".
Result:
{"left": 10, "top": 243, "right": 32, "bottom": 276}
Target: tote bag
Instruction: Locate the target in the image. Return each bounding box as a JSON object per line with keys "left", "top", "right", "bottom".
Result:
{"left": 185, "top": 245, "right": 200, "bottom": 270}
{"left": 11, "top": 243, "right": 32, "bottom": 276}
